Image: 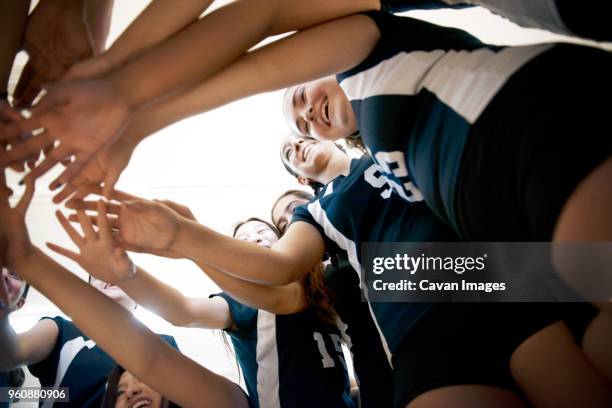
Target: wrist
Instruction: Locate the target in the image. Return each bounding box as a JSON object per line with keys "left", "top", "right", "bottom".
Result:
{"left": 9, "top": 245, "right": 38, "bottom": 277}
{"left": 168, "top": 217, "right": 192, "bottom": 255}
{"left": 107, "top": 66, "right": 144, "bottom": 113}
{"left": 123, "top": 258, "right": 138, "bottom": 281}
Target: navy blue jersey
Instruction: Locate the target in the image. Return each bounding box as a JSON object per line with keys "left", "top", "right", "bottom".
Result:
{"left": 382, "top": 1, "right": 571, "bottom": 36}
{"left": 213, "top": 293, "right": 354, "bottom": 408}
{"left": 381, "top": 0, "right": 473, "bottom": 13}
{"left": 325, "top": 257, "right": 394, "bottom": 408}
{"left": 292, "top": 156, "right": 458, "bottom": 357}
{"left": 0, "top": 372, "right": 9, "bottom": 408}
{"left": 28, "top": 316, "right": 178, "bottom": 408}
{"left": 337, "top": 11, "right": 550, "bottom": 233}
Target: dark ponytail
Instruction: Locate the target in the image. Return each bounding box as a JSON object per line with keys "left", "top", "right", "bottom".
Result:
{"left": 303, "top": 262, "right": 338, "bottom": 326}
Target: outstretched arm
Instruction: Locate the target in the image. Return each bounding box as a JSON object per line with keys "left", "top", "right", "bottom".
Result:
{"left": 65, "top": 0, "right": 215, "bottom": 81}
{"left": 108, "top": 0, "right": 380, "bottom": 110}
{"left": 110, "top": 197, "right": 326, "bottom": 285}
{"left": 0, "top": 0, "right": 379, "bottom": 190}
{"left": 48, "top": 13, "right": 380, "bottom": 200}
{"left": 0, "top": 177, "right": 246, "bottom": 408}
{"left": 13, "top": 248, "right": 247, "bottom": 408}
{"left": 62, "top": 192, "right": 310, "bottom": 314}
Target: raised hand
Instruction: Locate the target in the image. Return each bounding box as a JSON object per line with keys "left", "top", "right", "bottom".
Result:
{"left": 47, "top": 201, "right": 135, "bottom": 285}
{"left": 1, "top": 77, "right": 132, "bottom": 186}
{"left": 65, "top": 188, "right": 194, "bottom": 259}
{"left": 67, "top": 190, "right": 184, "bottom": 251}
{"left": 0, "top": 170, "right": 35, "bottom": 267}
{"left": 51, "top": 134, "right": 138, "bottom": 203}
{"left": 13, "top": 0, "right": 111, "bottom": 109}
{"left": 117, "top": 199, "right": 184, "bottom": 251}
{"left": 152, "top": 199, "right": 197, "bottom": 223}
{"left": 0, "top": 100, "right": 31, "bottom": 172}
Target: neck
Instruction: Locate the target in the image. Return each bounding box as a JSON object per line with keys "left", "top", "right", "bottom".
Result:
{"left": 317, "top": 154, "right": 352, "bottom": 185}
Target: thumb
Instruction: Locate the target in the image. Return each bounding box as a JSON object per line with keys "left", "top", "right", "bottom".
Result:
{"left": 102, "top": 171, "right": 121, "bottom": 200}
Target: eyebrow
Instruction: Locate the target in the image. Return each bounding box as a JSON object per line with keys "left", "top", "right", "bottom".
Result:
{"left": 292, "top": 87, "right": 299, "bottom": 108}
{"left": 292, "top": 88, "right": 305, "bottom": 134}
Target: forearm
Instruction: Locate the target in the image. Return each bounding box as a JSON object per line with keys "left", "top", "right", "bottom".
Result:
{"left": 114, "top": 13, "right": 380, "bottom": 141}
{"left": 171, "top": 219, "right": 312, "bottom": 285}
{"left": 12, "top": 248, "right": 162, "bottom": 377}
{"left": 83, "top": 0, "right": 115, "bottom": 54}
{"left": 194, "top": 260, "right": 307, "bottom": 315}
{"left": 13, "top": 248, "right": 245, "bottom": 407}
{"left": 102, "top": 0, "right": 213, "bottom": 68}
{"left": 118, "top": 267, "right": 190, "bottom": 325}
{"left": 0, "top": 0, "right": 31, "bottom": 93}
{"left": 109, "top": 0, "right": 379, "bottom": 110}
{"left": 0, "top": 317, "right": 23, "bottom": 371}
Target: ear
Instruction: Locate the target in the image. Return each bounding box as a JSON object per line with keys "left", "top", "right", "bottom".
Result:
{"left": 297, "top": 176, "right": 309, "bottom": 186}
{"left": 15, "top": 298, "right": 25, "bottom": 310}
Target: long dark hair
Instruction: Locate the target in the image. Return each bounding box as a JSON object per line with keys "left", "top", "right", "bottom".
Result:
{"left": 236, "top": 213, "right": 338, "bottom": 326}
{"left": 270, "top": 189, "right": 314, "bottom": 225}
{"left": 302, "top": 261, "right": 338, "bottom": 325}
{"left": 102, "top": 365, "right": 177, "bottom": 408}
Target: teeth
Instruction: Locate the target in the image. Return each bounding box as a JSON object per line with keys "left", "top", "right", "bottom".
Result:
{"left": 133, "top": 400, "right": 151, "bottom": 408}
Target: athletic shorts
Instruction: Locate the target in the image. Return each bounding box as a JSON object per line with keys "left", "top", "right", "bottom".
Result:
{"left": 391, "top": 302, "right": 572, "bottom": 407}
{"left": 456, "top": 44, "right": 612, "bottom": 241}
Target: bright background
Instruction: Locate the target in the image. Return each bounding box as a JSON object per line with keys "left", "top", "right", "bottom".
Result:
{"left": 5, "top": 1, "right": 609, "bottom": 406}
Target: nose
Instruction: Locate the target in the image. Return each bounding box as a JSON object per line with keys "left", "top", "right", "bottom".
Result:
{"left": 292, "top": 139, "right": 306, "bottom": 160}
{"left": 304, "top": 106, "right": 314, "bottom": 122}
{"left": 302, "top": 103, "right": 314, "bottom": 122}
{"left": 126, "top": 386, "right": 142, "bottom": 402}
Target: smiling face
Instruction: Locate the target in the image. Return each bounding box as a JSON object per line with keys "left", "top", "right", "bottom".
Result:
{"left": 271, "top": 192, "right": 312, "bottom": 234}
{"left": 280, "top": 133, "right": 343, "bottom": 183}
{"left": 283, "top": 76, "right": 357, "bottom": 141}
{"left": 234, "top": 220, "right": 279, "bottom": 249}
{"left": 2, "top": 267, "right": 26, "bottom": 308}
{"left": 89, "top": 276, "right": 136, "bottom": 311}
{"left": 114, "top": 371, "right": 163, "bottom": 408}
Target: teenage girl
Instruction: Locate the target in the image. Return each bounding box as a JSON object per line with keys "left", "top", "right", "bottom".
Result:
{"left": 9, "top": 3, "right": 610, "bottom": 307}
{"left": 47, "top": 195, "right": 355, "bottom": 408}
{"left": 5, "top": 0, "right": 611, "bottom": 196}
{"left": 83, "top": 136, "right": 611, "bottom": 407}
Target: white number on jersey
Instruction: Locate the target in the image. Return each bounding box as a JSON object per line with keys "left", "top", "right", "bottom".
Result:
{"left": 313, "top": 332, "right": 346, "bottom": 369}
{"left": 365, "top": 151, "right": 423, "bottom": 202}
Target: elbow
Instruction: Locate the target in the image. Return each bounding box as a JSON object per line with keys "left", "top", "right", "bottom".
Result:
{"left": 267, "top": 285, "right": 308, "bottom": 315}
{"left": 273, "top": 296, "right": 308, "bottom": 315}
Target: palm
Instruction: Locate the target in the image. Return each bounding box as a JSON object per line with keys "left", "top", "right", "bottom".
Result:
{"left": 4, "top": 78, "right": 132, "bottom": 183}
{"left": 78, "top": 240, "right": 131, "bottom": 284}
{"left": 42, "top": 79, "right": 131, "bottom": 155}
{"left": 58, "top": 138, "right": 132, "bottom": 200}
